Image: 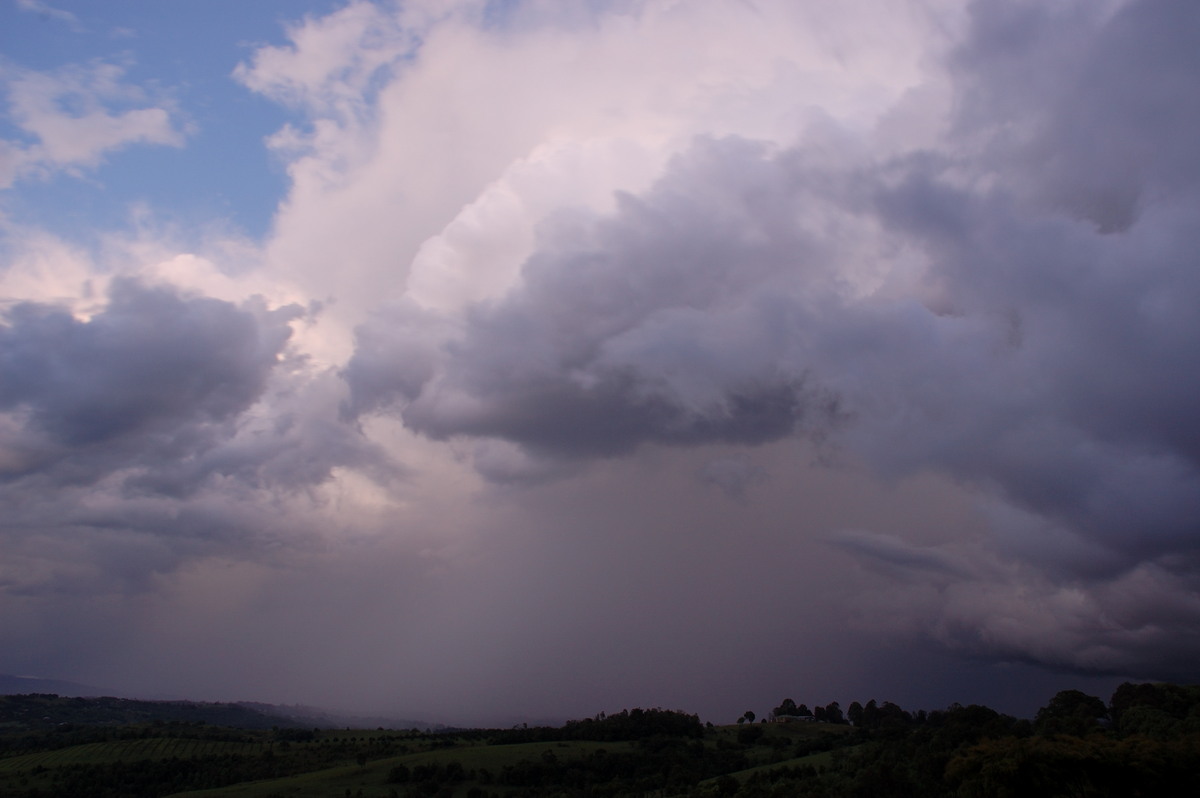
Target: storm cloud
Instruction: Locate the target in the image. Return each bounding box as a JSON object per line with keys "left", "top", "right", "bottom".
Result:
{"left": 347, "top": 137, "right": 849, "bottom": 458}
{"left": 1, "top": 279, "right": 295, "bottom": 482}
{"left": 340, "top": 0, "right": 1200, "bottom": 679}
{"left": 0, "top": 278, "right": 392, "bottom": 594}
{"left": 2, "top": 0, "right": 1198, "bottom": 723}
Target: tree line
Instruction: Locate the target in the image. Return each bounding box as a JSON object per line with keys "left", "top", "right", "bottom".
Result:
{"left": 731, "top": 681, "right": 1200, "bottom": 797}
{"left": 2, "top": 682, "right": 1198, "bottom": 797}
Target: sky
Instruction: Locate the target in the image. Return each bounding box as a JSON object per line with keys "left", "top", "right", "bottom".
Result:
{"left": 0, "top": 0, "right": 1197, "bottom": 727}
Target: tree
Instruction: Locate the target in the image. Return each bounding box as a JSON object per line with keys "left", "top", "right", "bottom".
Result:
{"left": 1035, "top": 690, "right": 1107, "bottom": 736}
{"left": 863, "top": 699, "right": 878, "bottom": 728}
{"left": 742, "top": 710, "right": 756, "bottom": 724}
{"left": 772, "top": 698, "right": 799, "bottom": 719}
{"left": 877, "top": 701, "right": 913, "bottom": 733}
{"left": 1110, "top": 681, "right": 1200, "bottom": 737}
{"left": 848, "top": 701, "right": 864, "bottom": 727}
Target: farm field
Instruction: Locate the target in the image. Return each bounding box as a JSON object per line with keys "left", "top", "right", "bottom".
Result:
{"left": 2, "top": 685, "right": 1199, "bottom": 797}
{"left": 165, "top": 740, "right": 637, "bottom": 798}
{"left": 0, "top": 737, "right": 267, "bottom": 771}
{"left": 163, "top": 723, "right": 869, "bottom": 798}
{"left": 0, "top": 707, "right": 851, "bottom": 798}
{"left": 0, "top": 722, "right": 428, "bottom": 797}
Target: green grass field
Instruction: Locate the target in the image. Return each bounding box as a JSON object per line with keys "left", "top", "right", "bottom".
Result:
{"left": 0, "top": 737, "right": 267, "bottom": 772}
{"left": 161, "top": 725, "right": 862, "bottom": 798}
{"left": 0, "top": 708, "right": 860, "bottom": 798}
{"left": 165, "top": 757, "right": 399, "bottom": 798}
{"left": 713, "top": 747, "right": 843, "bottom": 782}
{"left": 165, "top": 739, "right": 637, "bottom": 798}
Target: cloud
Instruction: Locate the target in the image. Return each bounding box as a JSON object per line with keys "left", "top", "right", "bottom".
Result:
{"left": 338, "top": 0, "right": 1200, "bottom": 679}
{"left": 14, "top": 0, "right": 82, "bottom": 31}
{"left": 839, "top": 0, "right": 1200, "bottom": 675}
{"left": 948, "top": 0, "right": 1200, "bottom": 233}
{"left": 857, "top": 0, "right": 1200, "bottom": 551}
{"left": 344, "top": 136, "right": 853, "bottom": 460}
{"left": 232, "top": 0, "right": 418, "bottom": 120}
{"left": 2, "top": 0, "right": 1198, "bottom": 717}
{"left": 0, "top": 278, "right": 296, "bottom": 478}
{"left": 828, "top": 529, "right": 969, "bottom": 580}
{"left": 0, "top": 58, "right": 184, "bottom": 187}
{"left": 0, "top": 277, "right": 397, "bottom": 595}
{"left": 237, "top": 0, "right": 947, "bottom": 363}
{"left": 697, "top": 456, "right": 768, "bottom": 501}
{"left": 893, "top": 556, "right": 1200, "bottom": 681}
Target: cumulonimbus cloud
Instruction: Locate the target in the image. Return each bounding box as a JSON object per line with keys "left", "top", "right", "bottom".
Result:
{"left": 0, "top": 278, "right": 298, "bottom": 482}
{"left": 2, "top": 0, "right": 1197, "bottom": 704}
{"left": 339, "top": 0, "right": 1200, "bottom": 677}
{"left": 0, "top": 278, "right": 398, "bottom": 595}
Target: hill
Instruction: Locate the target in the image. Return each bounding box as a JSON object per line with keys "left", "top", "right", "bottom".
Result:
{"left": 0, "top": 693, "right": 298, "bottom": 731}
{"left": 0, "top": 674, "right": 118, "bottom": 699}
{"left": 0, "top": 683, "right": 1196, "bottom": 797}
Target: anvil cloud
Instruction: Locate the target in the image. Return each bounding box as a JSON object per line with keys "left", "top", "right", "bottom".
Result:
{"left": 1, "top": 0, "right": 1196, "bottom": 724}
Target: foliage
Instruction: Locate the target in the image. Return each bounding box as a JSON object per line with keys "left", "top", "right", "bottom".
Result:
{"left": 770, "top": 698, "right": 800, "bottom": 719}
{"left": 946, "top": 732, "right": 1200, "bottom": 797}
{"left": 0, "top": 722, "right": 420, "bottom": 798}
{"left": 0, "top": 694, "right": 297, "bottom": 732}
{"left": 1110, "top": 681, "right": 1200, "bottom": 738}
{"left": 1034, "top": 690, "right": 1109, "bottom": 736}
{"left": 560, "top": 707, "right": 704, "bottom": 741}
{"left": 1, "top": 683, "right": 1198, "bottom": 797}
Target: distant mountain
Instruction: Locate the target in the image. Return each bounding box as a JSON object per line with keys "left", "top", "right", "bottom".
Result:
{"left": 0, "top": 678, "right": 435, "bottom": 731}
{"left": 0, "top": 693, "right": 302, "bottom": 730}
{"left": 239, "top": 702, "right": 439, "bottom": 731}
{"left": 0, "top": 674, "right": 121, "bottom": 698}
{"left": 1, "top": 675, "right": 441, "bottom": 731}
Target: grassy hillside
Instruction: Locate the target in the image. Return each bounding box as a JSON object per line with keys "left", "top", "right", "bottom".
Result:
{"left": 0, "top": 684, "right": 1197, "bottom": 797}
{"left": 165, "top": 740, "right": 635, "bottom": 798}
{"left": 0, "top": 693, "right": 296, "bottom": 731}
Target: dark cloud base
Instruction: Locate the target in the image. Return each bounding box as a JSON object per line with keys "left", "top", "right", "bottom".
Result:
{"left": 0, "top": 279, "right": 392, "bottom": 595}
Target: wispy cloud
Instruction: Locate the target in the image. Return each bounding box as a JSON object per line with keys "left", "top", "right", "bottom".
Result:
{"left": 15, "top": 0, "right": 82, "bottom": 32}
{"left": 0, "top": 59, "right": 185, "bottom": 188}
